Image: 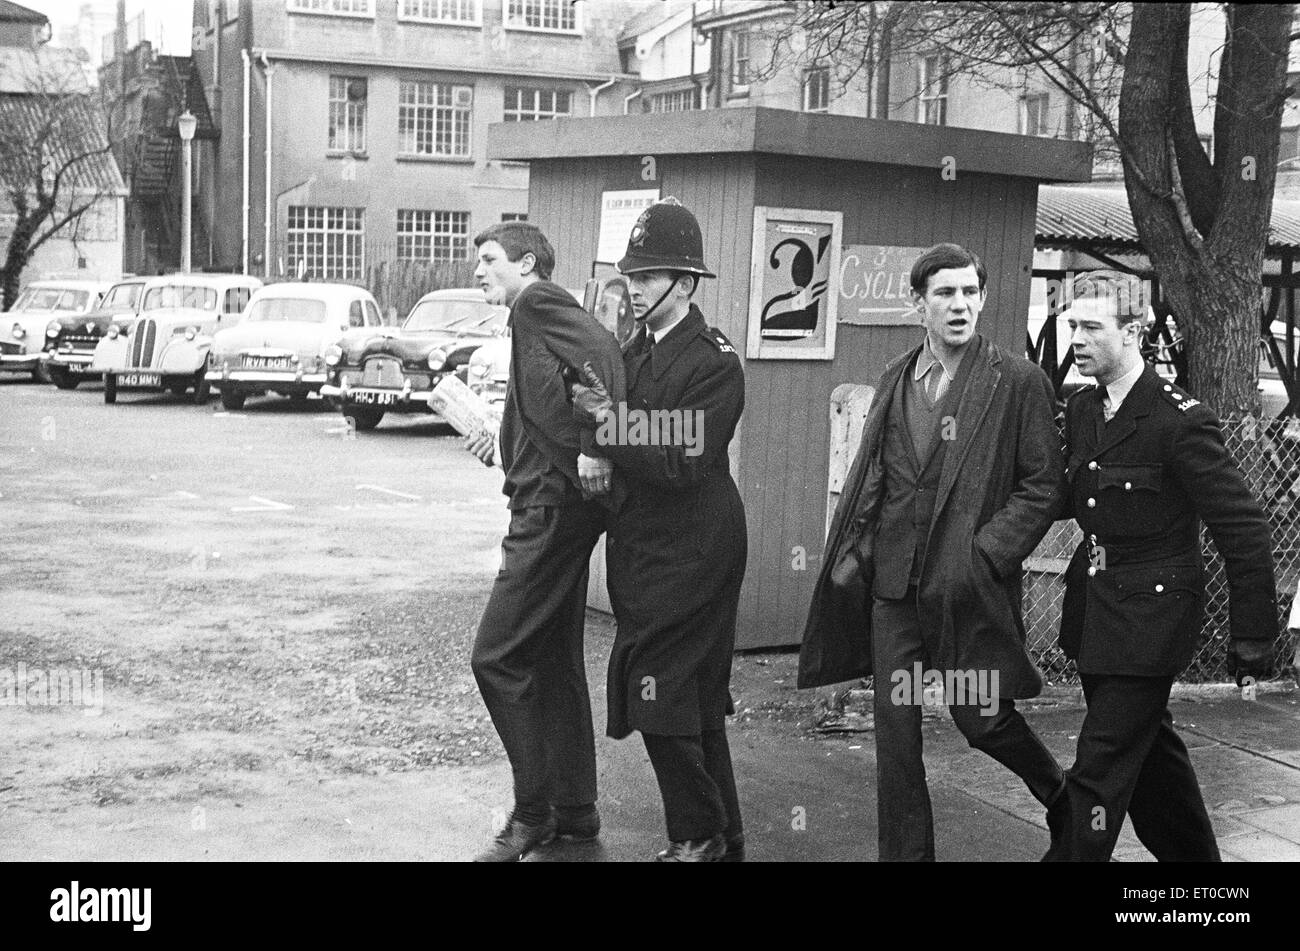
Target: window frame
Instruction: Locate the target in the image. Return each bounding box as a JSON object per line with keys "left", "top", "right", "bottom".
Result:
{"left": 502, "top": 86, "right": 573, "bottom": 122}
{"left": 1020, "top": 92, "right": 1050, "bottom": 136}
{"left": 396, "top": 209, "right": 471, "bottom": 263}
{"left": 730, "top": 30, "right": 751, "bottom": 93}
{"left": 397, "top": 0, "right": 481, "bottom": 26}
{"left": 286, "top": 206, "right": 366, "bottom": 281}
{"left": 648, "top": 88, "right": 698, "bottom": 113}
{"left": 398, "top": 80, "right": 474, "bottom": 158}
{"left": 503, "top": 0, "right": 582, "bottom": 35}
{"left": 328, "top": 75, "right": 368, "bottom": 153}
{"left": 285, "top": 0, "right": 374, "bottom": 19}
{"left": 918, "top": 53, "right": 949, "bottom": 126}
{"left": 802, "top": 66, "right": 830, "bottom": 113}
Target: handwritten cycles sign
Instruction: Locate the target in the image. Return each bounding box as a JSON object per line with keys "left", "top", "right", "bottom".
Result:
{"left": 837, "top": 245, "right": 928, "bottom": 326}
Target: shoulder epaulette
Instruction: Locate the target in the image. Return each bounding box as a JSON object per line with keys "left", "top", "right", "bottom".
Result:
{"left": 1158, "top": 381, "right": 1201, "bottom": 413}
{"left": 703, "top": 327, "right": 737, "bottom": 354}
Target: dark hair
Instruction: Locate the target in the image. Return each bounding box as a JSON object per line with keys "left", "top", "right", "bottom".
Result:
{"left": 473, "top": 221, "right": 555, "bottom": 281}
{"left": 909, "top": 243, "right": 987, "bottom": 295}
{"left": 1069, "top": 269, "right": 1148, "bottom": 329}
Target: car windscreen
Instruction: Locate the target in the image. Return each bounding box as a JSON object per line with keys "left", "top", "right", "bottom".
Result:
{"left": 142, "top": 285, "right": 219, "bottom": 311}
{"left": 11, "top": 288, "right": 91, "bottom": 312}
{"left": 404, "top": 299, "right": 505, "bottom": 333}
{"left": 102, "top": 282, "right": 143, "bottom": 310}
{"left": 245, "top": 298, "right": 329, "bottom": 323}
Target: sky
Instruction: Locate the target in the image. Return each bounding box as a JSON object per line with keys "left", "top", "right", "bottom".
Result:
{"left": 21, "top": 0, "right": 193, "bottom": 66}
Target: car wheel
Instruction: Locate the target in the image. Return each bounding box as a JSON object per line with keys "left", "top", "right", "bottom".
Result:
{"left": 169, "top": 383, "right": 189, "bottom": 396}
{"left": 49, "top": 367, "right": 79, "bottom": 390}
{"left": 103, "top": 374, "right": 117, "bottom": 404}
{"left": 344, "top": 405, "right": 384, "bottom": 431}
{"left": 32, "top": 362, "right": 53, "bottom": 384}
{"left": 219, "top": 388, "right": 245, "bottom": 411}
{"left": 193, "top": 372, "right": 211, "bottom": 405}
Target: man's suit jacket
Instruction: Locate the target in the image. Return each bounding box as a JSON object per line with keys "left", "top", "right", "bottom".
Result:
{"left": 1059, "top": 365, "right": 1277, "bottom": 675}
{"left": 798, "top": 334, "right": 1064, "bottom": 696}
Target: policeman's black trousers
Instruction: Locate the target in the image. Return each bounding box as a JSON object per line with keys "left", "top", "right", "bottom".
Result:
{"left": 1044, "top": 674, "right": 1220, "bottom": 862}
{"left": 642, "top": 729, "right": 742, "bottom": 843}
{"left": 871, "top": 592, "right": 1065, "bottom": 861}
{"left": 471, "top": 501, "right": 606, "bottom": 813}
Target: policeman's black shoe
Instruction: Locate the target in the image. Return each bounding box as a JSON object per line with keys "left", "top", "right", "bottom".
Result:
{"left": 721, "top": 832, "right": 745, "bottom": 863}
{"left": 472, "top": 809, "right": 557, "bottom": 862}
{"left": 554, "top": 803, "right": 600, "bottom": 840}
{"left": 655, "top": 833, "right": 727, "bottom": 862}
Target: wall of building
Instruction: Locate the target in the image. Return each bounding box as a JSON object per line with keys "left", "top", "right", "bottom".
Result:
{"left": 0, "top": 193, "right": 126, "bottom": 284}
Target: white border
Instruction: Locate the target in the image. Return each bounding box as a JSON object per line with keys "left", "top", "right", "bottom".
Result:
{"left": 746, "top": 206, "right": 841, "bottom": 361}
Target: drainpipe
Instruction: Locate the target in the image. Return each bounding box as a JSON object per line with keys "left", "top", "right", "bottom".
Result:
{"left": 241, "top": 48, "right": 250, "bottom": 274}
{"left": 259, "top": 53, "right": 274, "bottom": 279}
{"left": 587, "top": 76, "right": 617, "bottom": 116}
{"left": 623, "top": 89, "right": 641, "bottom": 114}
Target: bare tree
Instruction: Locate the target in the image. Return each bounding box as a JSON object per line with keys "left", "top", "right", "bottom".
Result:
{"left": 760, "top": 2, "right": 1293, "bottom": 417}
{"left": 0, "top": 50, "right": 119, "bottom": 311}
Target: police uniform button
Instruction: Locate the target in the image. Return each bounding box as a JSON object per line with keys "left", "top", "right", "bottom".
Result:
{"left": 1086, "top": 498, "right": 1096, "bottom": 508}
{"left": 1125, "top": 482, "right": 1132, "bottom": 491}
{"left": 1087, "top": 566, "right": 1098, "bottom": 577}
{"left": 1163, "top": 384, "right": 1173, "bottom": 391}
{"left": 1090, "top": 534, "right": 1097, "bottom": 543}
{"left": 1088, "top": 461, "right": 1099, "bottom": 471}
{"left": 1155, "top": 584, "right": 1164, "bottom": 593}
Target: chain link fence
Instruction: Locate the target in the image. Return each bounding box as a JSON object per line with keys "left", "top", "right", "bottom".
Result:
{"left": 1023, "top": 414, "right": 1300, "bottom": 684}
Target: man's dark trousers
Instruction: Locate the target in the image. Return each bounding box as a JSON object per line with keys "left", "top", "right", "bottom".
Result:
{"left": 1044, "top": 674, "right": 1220, "bottom": 862}
{"left": 872, "top": 590, "right": 1064, "bottom": 861}
{"left": 471, "top": 500, "right": 607, "bottom": 811}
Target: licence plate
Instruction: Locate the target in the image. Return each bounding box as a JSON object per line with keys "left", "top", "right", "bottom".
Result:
{"left": 349, "top": 389, "right": 399, "bottom": 406}
{"left": 119, "top": 372, "right": 161, "bottom": 387}
{"left": 244, "top": 356, "right": 293, "bottom": 370}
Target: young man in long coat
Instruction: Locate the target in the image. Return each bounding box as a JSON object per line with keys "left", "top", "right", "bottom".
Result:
{"left": 798, "top": 243, "right": 1067, "bottom": 861}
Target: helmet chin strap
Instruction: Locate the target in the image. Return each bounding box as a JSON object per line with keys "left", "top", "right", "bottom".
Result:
{"left": 635, "top": 275, "right": 682, "bottom": 331}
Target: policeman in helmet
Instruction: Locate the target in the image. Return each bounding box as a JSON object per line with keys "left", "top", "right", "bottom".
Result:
{"left": 571, "top": 198, "right": 748, "bottom": 861}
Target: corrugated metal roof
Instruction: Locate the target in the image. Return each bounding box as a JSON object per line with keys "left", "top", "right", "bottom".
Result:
{"left": 1038, "top": 183, "right": 1300, "bottom": 254}
{"left": 0, "top": 0, "right": 47, "bottom": 24}
{"left": 0, "top": 94, "right": 124, "bottom": 192}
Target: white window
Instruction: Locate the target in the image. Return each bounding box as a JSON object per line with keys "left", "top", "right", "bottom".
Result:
{"left": 501, "top": 213, "right": 527, "bottom": 222}
{"left": 505, "top": 0, "right": 580, "bottom": 33}
{"left": 399, "top": 81, "right": 472, "bottom": 157}
{"left": 286, "top": 0, "right": 373, "bottom": 17}
{"left": 803, "top": 67, "right": 829, "bottom": 113}
{"left": 730, "top": 31, "right": 750, "bottom": 89}
{"left": 288, "top": 206, "right": 364, "bottom": 279}
{"left": 503, "top": 87, "right": 572, "bottom": 121}
{"left": 1020, "top": 93, "right": 1049, "bottom": 136}
{"left": 329, "top": 76, "right": 367, "bottom": 152}
{"left": 399, "top": 0, "right": 479, "bottom": 24}
{"left": 648, "top": 88, "right": 698, "bottom": 113}
{"left": 397, "top": 210, "right": 469, "bottom": 262}
{"left": 919, "top": 54, "right": 948, "bottom": 125}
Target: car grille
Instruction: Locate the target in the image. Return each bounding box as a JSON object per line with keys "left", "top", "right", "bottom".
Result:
{"left": 129, "top": 319, "right": 157, "bottom": 368}
{"left": 362, "top": 357, "right": 404, "bottom": 387}
{"left": 60, "top": 333, "right": 99, "bottom": 353}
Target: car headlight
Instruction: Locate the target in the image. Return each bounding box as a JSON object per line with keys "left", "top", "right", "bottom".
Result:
{"left": 325, "top": 344, "right": 343, "bottom": 367}
{"left": 12, "top": 322, "right": 25, "bottom": 339}
{"left": 469, "top": 362, "right": 489, "bottom": 378}
{"left": 106, "top": 324, "right": 119, "bottom": 339}
{"left": 184, "top": 326, "right": 198, "bottom": 341}
{"left": 45, "top": 321, "right": 60, "bottom": 338}
{"left": 428, "top": 348, "right": 448, "bottom": 371}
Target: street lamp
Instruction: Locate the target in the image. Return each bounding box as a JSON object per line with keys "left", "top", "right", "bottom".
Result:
{"left": 177, "top": 110, "right": 197, "bottom": 274}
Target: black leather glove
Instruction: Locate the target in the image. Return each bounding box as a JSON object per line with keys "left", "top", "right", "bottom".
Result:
{"left": 569, "top": 361, "right": 614, "bottom": 427}
{"left": 1227, "top": 640, "right": 1273, "bottom": 687}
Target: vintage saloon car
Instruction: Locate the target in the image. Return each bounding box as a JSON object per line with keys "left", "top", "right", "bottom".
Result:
{"left": 206, "top": 282, "right": 382, "bottom": 410}
{"left": 1, "top": 279, "right": 109, "bottom": 381}
{"left": 41, "top": 276, "right": 149, "bottom": 388}
{"left": 91, "top": 273, "right": 262, "bottom": 404}
{"left": 320, "top": 288, "right": 507, "bottom": 431}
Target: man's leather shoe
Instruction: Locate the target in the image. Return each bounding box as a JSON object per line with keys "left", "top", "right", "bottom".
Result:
{"left": 554, "top": 803, "right": 600, "bottom": 839}
{"left": 472, "top": 809, "right": 557, "bottom": 862}
{"left": 721, "top": 832, "right": 745, "bottom": 862}
{"left": 655, "top": 833, "right": 727, "bottom": 862}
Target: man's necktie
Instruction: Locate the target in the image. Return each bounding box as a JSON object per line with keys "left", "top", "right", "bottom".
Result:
{"left": 1095, "top": 384, "right": 1109, "bottom": 443}
{"left": 925, "top": 364, "right": 943, "bottom": 406}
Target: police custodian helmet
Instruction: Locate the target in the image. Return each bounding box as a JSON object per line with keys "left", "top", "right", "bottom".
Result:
{"left": 617, "top": 197, "right": 716, "bottom": 279}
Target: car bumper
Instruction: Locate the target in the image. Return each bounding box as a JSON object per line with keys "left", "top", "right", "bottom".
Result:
{"left": 0, "top": 352, "right": 41, "bottom": 370}
{"left": 44, "top": 352, "right": 99, "bottom": 371}
{"left": 207, "top": 368, "right": 328, "bottom": 386}
{"left": 320, "top": 382, "right": 439, "bottom": 414}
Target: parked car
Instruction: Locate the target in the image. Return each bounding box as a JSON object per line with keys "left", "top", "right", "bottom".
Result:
{"left": 206, "top": 282, "right": 382, "bottom": 410}
{"left": 320, "top": 288, "right": 507, "bottom": 431}
{"left": 41, "top": 276, "right": 149, "bottom": 389}
{"left": 1, "top": 279, "right": 109, "bottom": 381}
{"left": 465, "top": 334, "right": 510, "bottom": 409}
{"left": 91, "top": 273, "right": 263, "bottom": 404}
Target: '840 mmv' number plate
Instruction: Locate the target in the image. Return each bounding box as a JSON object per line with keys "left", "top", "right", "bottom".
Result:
{"left": 118, "top": 372, "right": 161, "bottom": 387}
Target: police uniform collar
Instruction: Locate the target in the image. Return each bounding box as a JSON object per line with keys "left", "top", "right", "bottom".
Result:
{"left": 648, "top": 306, "right": 706, "bottom": 379}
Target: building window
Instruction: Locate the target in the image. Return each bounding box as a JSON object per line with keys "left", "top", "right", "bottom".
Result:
{"left": 503, "top": 87, "right": 572, "bottom": 121}
{"left": 399, "top": 81, "right": 472, "bottom": 157}
{"left": 505, "top": 0, "right": 579, "bottom": 33}
{"left": 287, "top": 206, "right": 364, "bottom": 279}
{"left": 328, "top": 76, "right": 367, "bottom": 152}
{"left": 803, "top": 67, "right": 829, "bottom": 113}
{"left": 286, "top": 0, "right": 373, "bottom": 17}
{"left": 648, "top": 88, "right": 697, "bottom": 113}
{"left": 1020, "top": 93, "right": 1049, "bottom": 136}
{"left": 502, "top": 213, "right": 527, "bottom": 222}
{"left": 730, "top": 31, "right": 750, "bottom": 90}
{"left": 397, "top": 210, "right": 470, "bottom": 262}
{"left": 399, "top": 0, "right": 479, "bottom": 24}
{"left": 919, "top": 54, "right": 948, "bottom": 125}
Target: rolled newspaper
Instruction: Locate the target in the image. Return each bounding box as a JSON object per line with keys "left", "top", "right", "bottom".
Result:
{"left": 430, "top": 373, "right": 501, "bottom": 437}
